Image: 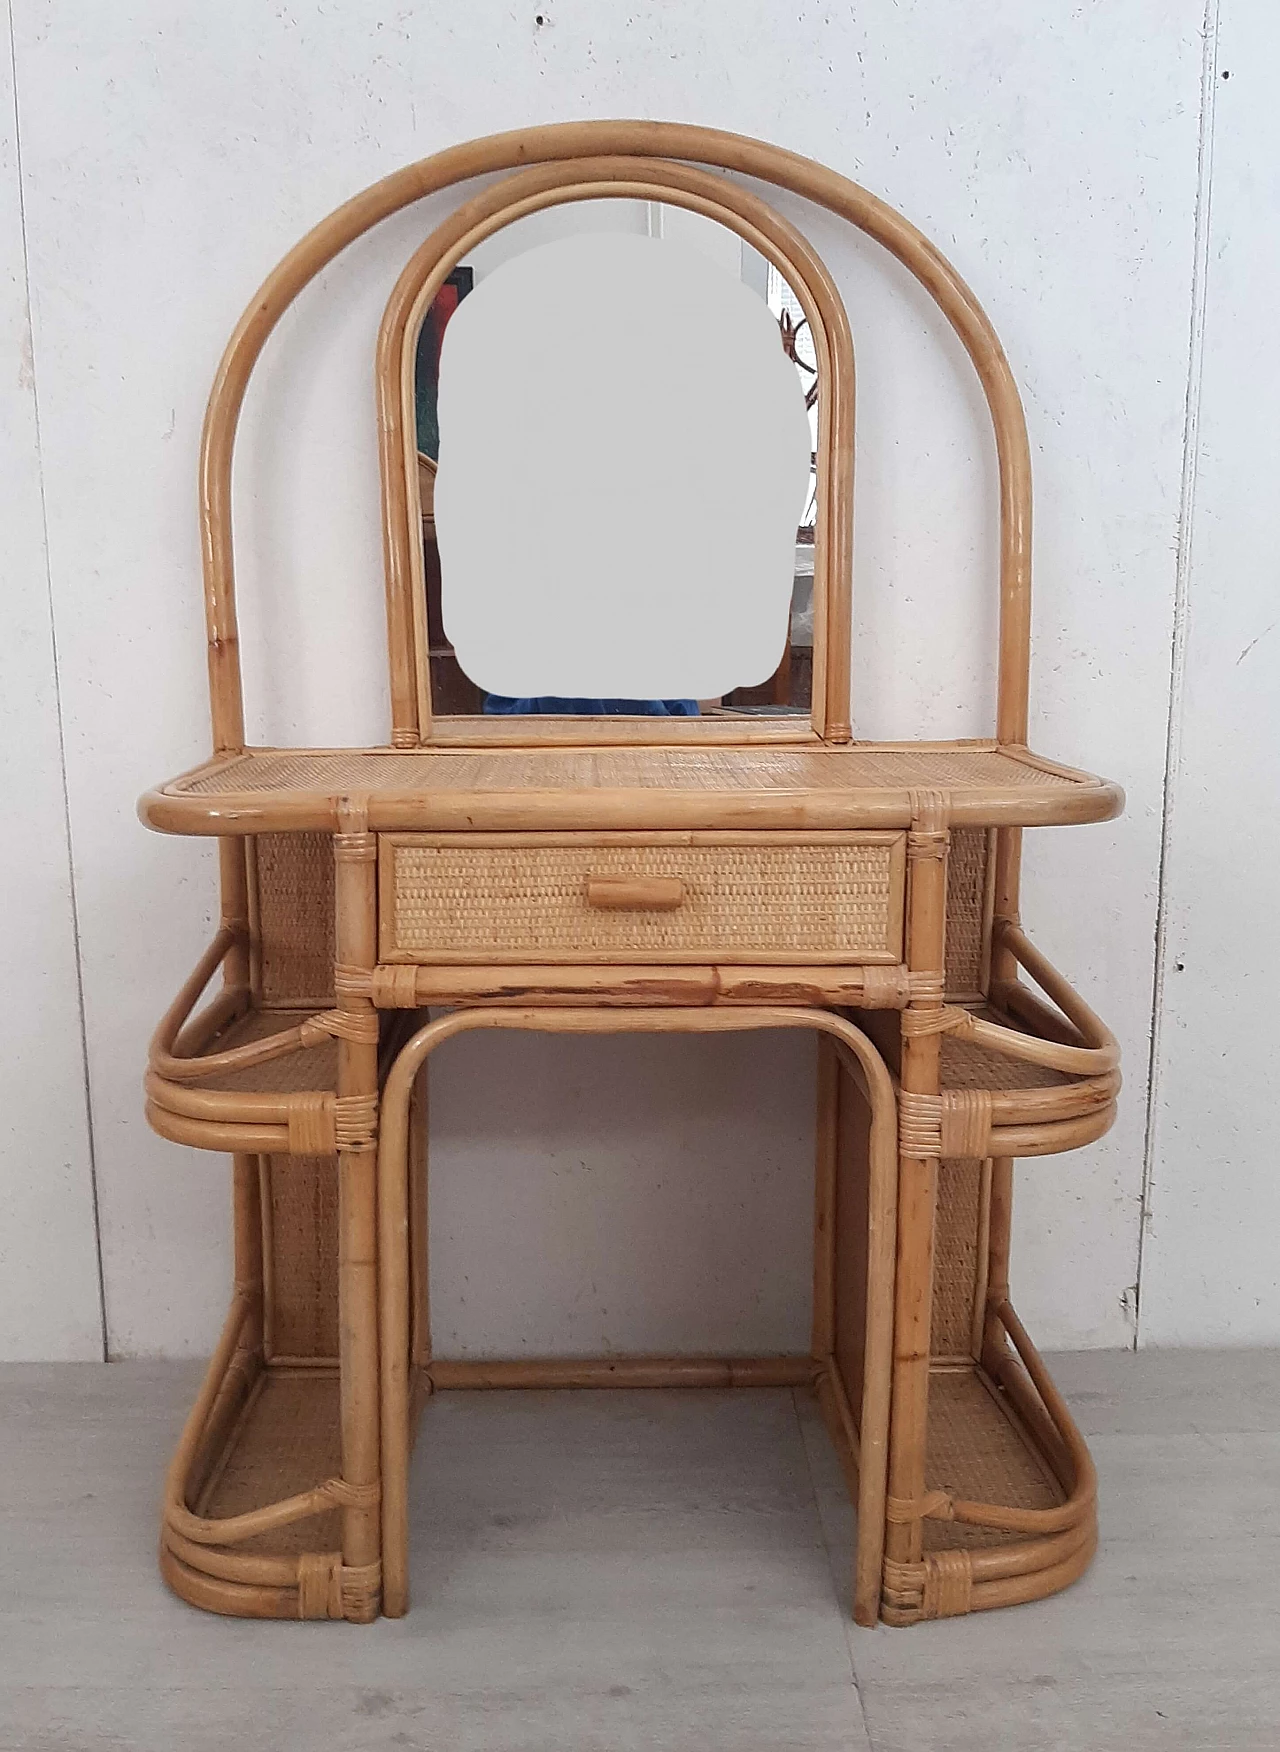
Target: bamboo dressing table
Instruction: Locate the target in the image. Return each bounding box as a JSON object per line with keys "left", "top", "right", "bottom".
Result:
{"left": 140, "top": 122, "right": 1122, "bottom": 1630}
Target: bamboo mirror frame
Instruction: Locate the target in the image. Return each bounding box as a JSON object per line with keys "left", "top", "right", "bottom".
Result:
{"left": 376, "top": 160, "right": 855, "bottom": 747}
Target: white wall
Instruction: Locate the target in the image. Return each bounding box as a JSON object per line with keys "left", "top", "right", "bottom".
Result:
{"left": 1141, "top": 7, "right": 1280, "bottom": 1344}
{"left": 0, "top": 0, "right": 1270, "bottom": 1359}
{"left": 0, "top": 21, "right": 103, "bottom": 1359}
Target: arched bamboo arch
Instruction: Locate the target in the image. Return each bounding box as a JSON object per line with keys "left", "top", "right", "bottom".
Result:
{"left": 199, "top": 120, "right": 1032, "bottom": 759}
{"left": 376, "top": 157, "right": 856, "bottom": 745}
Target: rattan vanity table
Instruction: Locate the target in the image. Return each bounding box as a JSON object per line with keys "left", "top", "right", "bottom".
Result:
{"left": 140, "top": 122, "right": 1122, "bottom": 1630}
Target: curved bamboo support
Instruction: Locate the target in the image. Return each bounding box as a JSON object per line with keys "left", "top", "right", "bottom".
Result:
{"left": 375, "top": 1005, "right": 900, "bottom": 1628}
{"left": 145, "top": 1100, "right": 287, "bottom": 1154}
{"left": 148, "top": 931, "right": 368, "bottom": 1086}
{"left": 199, "top": 120, "right": 1033, "bottom": 755}
{"left": 987, "top": 1104, "right": 1117, "bottom": 1158}
{"left": 147, "top": 927, "right": 245, "bottom": 1065}
{"left": 376, "top": 157, "right": 855, "bottom": 744}
{"left": 987, "top": 921, "right": 1121, "bottom": 1070}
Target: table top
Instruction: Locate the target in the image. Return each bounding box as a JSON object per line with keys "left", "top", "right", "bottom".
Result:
{"left": 139, "top": 741, "right": 1123, "bottom": 836}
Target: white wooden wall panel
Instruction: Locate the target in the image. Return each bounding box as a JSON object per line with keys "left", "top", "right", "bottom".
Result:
{"left": 1, "top": 0, "right": 1269, "bottom": 1356}
{"left": 0, "top": 18, "right": 102, "bottom": 1359}
{"left": 1142, "top": 2, "right": 1280, "bottom": 1344}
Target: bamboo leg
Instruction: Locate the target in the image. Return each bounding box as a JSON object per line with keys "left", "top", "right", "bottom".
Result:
{"left": 982, "top": 1156, "right": 1015, "bottom": 1369}
{"left": 812, "top": 1036, "right": 838, "bottom": 1362}
{"left": 985, "top": 823, "right": 1020, "bottom": 1370}
{"left": 885, "top": 794, "right": 949, "bottom": 1575}
{"left": 231, "top": 1153, "right": 264, "bottom": 1359}
{"left": 334, "top": 800, "right": 381, "bottom": 1621}
{"left": 378, "top": 1032, "right": 414, "bottom": 1619}
{"left": 376, "top": 1005, "right": 901, "bottom": 1629}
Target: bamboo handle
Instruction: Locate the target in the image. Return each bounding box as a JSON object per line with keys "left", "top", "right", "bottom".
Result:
{"left": 584, "top": 876, "right": 685, "bottom": 911}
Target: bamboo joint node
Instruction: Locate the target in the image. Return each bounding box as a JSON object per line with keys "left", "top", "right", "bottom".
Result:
{"left": 334, "top": 1093, "right": 379, "bottom": 1153}
{"left": 333, "top": 964, "right": 374, "bottom": 1003}
{"left": 334, "top": 831, "right": 376, "bottom": 863}
{"left": 897, "top": 1089, "right": 943, "bottom": 1157}
{"left": 900, "top": 1004, "right": 970, "bottom": 1039}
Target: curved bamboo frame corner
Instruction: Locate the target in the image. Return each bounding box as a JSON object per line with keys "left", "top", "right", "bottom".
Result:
{"left": 198, "top": 120, "right": 1033, "bottom": 760}
{"left": 373, "top": 1005, "right": 900, "bottom": 1627}
{"left": 376, "top": 157, "right": 855, "bottom": 745}
{"left": 143, "top": 929, "right": 363, "bottom": 1157}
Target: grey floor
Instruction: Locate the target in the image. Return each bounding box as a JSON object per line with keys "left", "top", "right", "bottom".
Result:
{"left": 0, "top": 1351, "right": 1277, "bottom": 1751}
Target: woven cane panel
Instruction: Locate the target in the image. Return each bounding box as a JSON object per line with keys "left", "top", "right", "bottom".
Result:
{"left": 384, "top": 837, "right": 902, "bottom": 962}
{"left": 945, "top": 828, "right": 989, "bottom": 998}
{"left": 941, "top": 1029, "right": 1073, "bottom": 1092}
{"left": 198, "top": 1372, "right": 341, "bottom": 1557}
{"left": 923, "top": 1369, "right": 1064, "bottom": 1552}
{"left": 255, "top": 833, "right": 334, "bottom": 1006}
{"left": 181, "top": 745, "right": 1084, "bottom": 796}
{"left": 197, "top": 1009, "right": 337, "bottom": 1094}
{"left": 931, "top": 1159, "right": 982, "bottom": 1359}
{"left": 266, "top": 1153, "right": 339, "bottom": 1360}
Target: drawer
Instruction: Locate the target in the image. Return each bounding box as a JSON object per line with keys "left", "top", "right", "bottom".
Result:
{"left": 378, "top": 833, "right": 906, "bottom": 965}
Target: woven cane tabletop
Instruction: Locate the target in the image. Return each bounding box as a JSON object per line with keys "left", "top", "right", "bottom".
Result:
{"left": 142, "top": 742, "right": 1122, "bottom": 836}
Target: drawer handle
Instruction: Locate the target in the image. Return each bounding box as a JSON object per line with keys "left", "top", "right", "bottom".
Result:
{"left": 585, "top": 876, "right": 686, "bottom": 911}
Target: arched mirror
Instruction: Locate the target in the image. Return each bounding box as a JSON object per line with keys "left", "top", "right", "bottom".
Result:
{"left": 379, "top": 171, "right": 854, "bottom": 744}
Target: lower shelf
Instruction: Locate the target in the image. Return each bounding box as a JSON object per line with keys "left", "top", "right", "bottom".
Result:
{"left": 160, "top": 1308, "right": 1093, "bottom": 1628}
{"left": 196, "top": 1369, "right": 342, "bottom": 1558}
{"left": 923, "top": 1365, "right": 1063, "bottom": 1552}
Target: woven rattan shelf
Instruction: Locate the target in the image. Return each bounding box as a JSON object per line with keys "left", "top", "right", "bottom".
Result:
{"left": 139, "top": 121, "right": 1124, "bottom": 1631}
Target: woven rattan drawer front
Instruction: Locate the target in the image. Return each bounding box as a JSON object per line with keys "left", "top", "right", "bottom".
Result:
{"left": 379, "top": 832, "right": 906, "bottom": 964}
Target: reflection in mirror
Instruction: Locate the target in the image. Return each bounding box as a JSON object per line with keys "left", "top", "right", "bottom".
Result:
{"left": 412, "top": 201, "right": 822, "bottom": 720}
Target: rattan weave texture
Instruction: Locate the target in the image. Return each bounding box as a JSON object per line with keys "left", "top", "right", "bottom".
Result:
{"left": 180, "top": 745, "right": 1084, "bottom": 796}
{"left": 386, "top": 838, "right": 900, "bottom": 960}
{"left": 931, "top": 1159, "right": 983, "bottom": 1359}
{"left": 941, "top": 1028, "right": 1073, "bottom": 1092}
{"left": 945, "top": 828, "right": 989, "bottom": 998}
{"left": 197, "top": 1372, "right": 342, "bottom": 1557}
{"left": 265, "top": 1154, "right": 339, "bottom": 1360}
{"left": 256, "top": 833, "right": 335, "bottom": 1006}
{"left": 198, "top": 1010, "right": 337, "bottom": 1094}
{"left": 923, "top": 1369, "right": 1063, "bottom": 1551}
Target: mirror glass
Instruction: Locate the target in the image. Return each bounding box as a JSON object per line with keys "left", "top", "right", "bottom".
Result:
{"left": 412, "top": 201, "right": 821, "bottom": 720}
